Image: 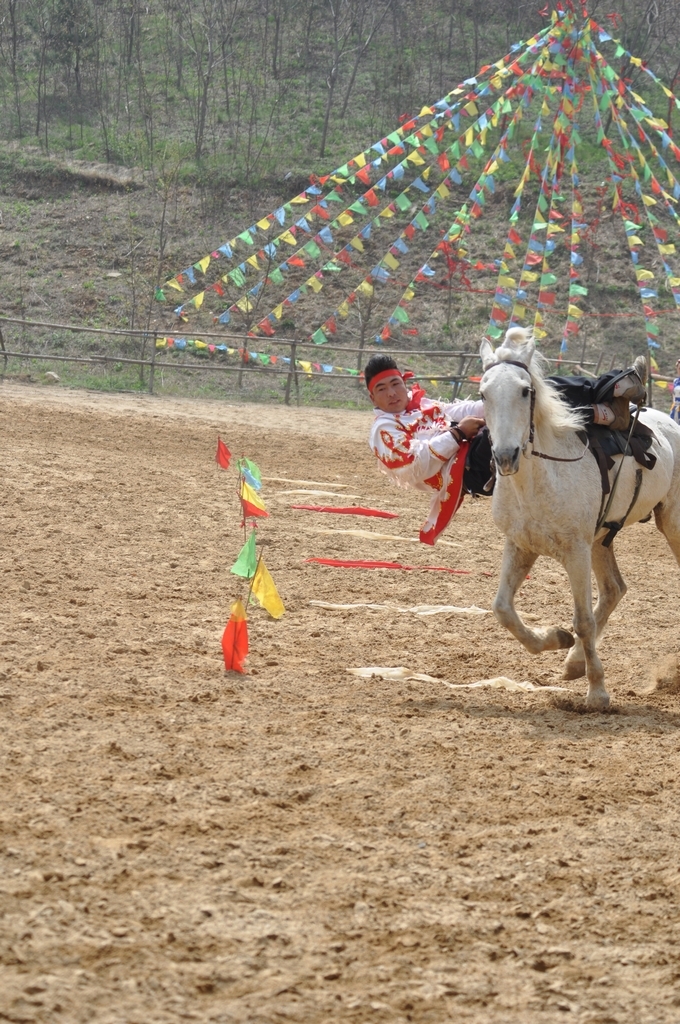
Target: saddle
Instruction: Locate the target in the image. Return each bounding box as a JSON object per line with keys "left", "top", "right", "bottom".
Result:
{"left": 585, "top": 416, "right": 657, "bottom": 493}
{"left": 585, "top": 413, "right": 657, "bottom": 547}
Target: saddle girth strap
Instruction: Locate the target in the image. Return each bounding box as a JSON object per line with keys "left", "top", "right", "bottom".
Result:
{"left": 601, "top": 468, "right": 643, "bottom": 548}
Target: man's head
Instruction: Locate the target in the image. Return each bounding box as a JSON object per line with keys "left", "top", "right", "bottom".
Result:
{"left": 364, "top": 354, "right": 409, "bottom": 414}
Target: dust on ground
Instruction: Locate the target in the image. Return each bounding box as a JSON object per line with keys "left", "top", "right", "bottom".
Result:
{"left": 1, "top": 381, "right": 680, "bottom": 1024}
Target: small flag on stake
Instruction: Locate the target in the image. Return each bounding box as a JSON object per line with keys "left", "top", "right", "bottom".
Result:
{"left": 240, "top": 479, "right": 269, "bottom": 519}
{"left": 222, "top": 599, "right": 249, "bottom": 672}
{"left": 216, "top": 437, "right": 232, "bottom": 469}
{"left": 231, "top": 530, "right": 257, "bottom": 578}
{"left": 250, "top": 559, "right": 285, "bottom": 619}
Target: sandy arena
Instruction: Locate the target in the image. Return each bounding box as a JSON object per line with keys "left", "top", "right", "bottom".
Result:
{"left": 1, "top": 383, "right": 680, "bottom": 1024}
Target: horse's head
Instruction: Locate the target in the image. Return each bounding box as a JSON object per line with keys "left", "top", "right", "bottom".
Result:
{"left": 479, "top": 328, "right": 536, "bottom": 476}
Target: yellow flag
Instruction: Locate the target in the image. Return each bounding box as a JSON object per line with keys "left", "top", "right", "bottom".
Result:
{"left": 194, "top": 339, "right": 207, "bottom": 349}
{"left": 356, "top": 280, "right": 374, "bottom": 298}
{"left": 193, "top": 291, "right": 205, "bottom": 309}
{"left": 568, "top": 304, "right": 583, "bottom": 318}
{"left": 250, "top": 559, "right": 285, "bottom": 619}
{"left": 354, "top": 152, "right": 366, "bottom": 168}
{"left": 240, "top": 480, "right": 267, "bottom": 514}
{"left": 383, "top": 252, "right": 399, "bottom": 270}
{"left": 165, "top": 278, "right": 183, "bottom": 292}
{"left": 299, "top": 360, "right": 313, "bottom": 377}
{"left": 636, "top": 269, "right": 655, "bottom": 281}
{"left": 642, "top": 194, "right": 657, "bottom": 206}
{"left": 349, "top": 236, "right": 364, "bottom": 251}
{"left": 307, "top": 275, "right": 323, "bottom": 293}
{"left": 407, "top": 151, "right": 426, "bottom": 166}
{"left": 280, "top": 230, "right": 296, "bottom": 245}
{"left": 257, "top": 217, "right": 271, "bottom": 230}
{"left": 290, "top": 195, "right": 309, "bottom": 204}
{"left": 659, "top": 244, "right": 676, "bottom": 254}
{"left": 246, "top": 254, "right": 260, "bottom": 269}
{"left": 337, "top": 212, "right": 354, "bottom": 226}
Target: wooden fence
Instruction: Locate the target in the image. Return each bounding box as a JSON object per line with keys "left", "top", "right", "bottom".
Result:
{"left": 0, "top": 315, "right": 607, "bottom": 405}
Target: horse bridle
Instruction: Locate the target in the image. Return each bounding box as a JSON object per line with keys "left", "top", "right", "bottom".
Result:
{"left": 483, "top": 359, "right": 589, "bottom": 464}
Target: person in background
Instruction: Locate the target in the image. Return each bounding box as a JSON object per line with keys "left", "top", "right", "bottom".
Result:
{"left": 670, "top": 358, "right": 680, "bottom": 424}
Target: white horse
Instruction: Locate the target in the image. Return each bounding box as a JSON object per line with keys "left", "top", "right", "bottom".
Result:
{"left": 479, "top": 327, "right": 680, "bottom": 709}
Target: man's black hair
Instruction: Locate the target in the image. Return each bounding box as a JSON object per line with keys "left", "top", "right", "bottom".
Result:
{"left": 364, "top": 353, "right": 400, "bottom": 390}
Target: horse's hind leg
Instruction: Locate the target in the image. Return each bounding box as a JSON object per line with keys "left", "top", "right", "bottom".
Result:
{"left": 563, "top": 542, "right": 627, "bottom": 680}
{"left": 493, "top": 540, "right": 575, "bottom": 654}
{"left": 655, "top": 498, "right": 680, "bottom": 567}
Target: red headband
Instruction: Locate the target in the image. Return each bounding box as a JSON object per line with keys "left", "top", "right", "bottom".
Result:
{"left": 367, "top": 368, "right": 406, "bottom": 394}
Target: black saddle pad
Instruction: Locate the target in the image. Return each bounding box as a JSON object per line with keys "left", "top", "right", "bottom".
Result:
{"left": 463, "top": 427, "right": 495, "bottom": 496}
{"left": 586, "top": 414, "right": 657, "bottom": 494}
{"left": 587, "top": 421, "right": 654, "bottom": 459}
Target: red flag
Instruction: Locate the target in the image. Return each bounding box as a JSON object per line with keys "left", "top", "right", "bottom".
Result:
{"left": 216, "top": 437, "right": 232, "bottom": 469}
{"left": 304, "top": 558, "right": 470, "bottom": 574}
{"left": 290, "top": 505, "right": 398, "bottom": 518}
{"left": 222, "top": 600, "right": 248, "bottom": 672}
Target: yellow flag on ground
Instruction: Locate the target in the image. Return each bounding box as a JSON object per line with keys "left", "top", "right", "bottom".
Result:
{"left": 251, "top": 559, "right": 285, "bottom": 619}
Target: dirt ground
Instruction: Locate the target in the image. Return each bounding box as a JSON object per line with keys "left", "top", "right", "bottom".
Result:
{"left": 1, "top": 382, "right": 680, "bottom": 1024}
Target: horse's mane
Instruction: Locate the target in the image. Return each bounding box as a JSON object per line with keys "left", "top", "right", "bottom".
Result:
{"left": 494, "top": 328, "right": 586, "bottom": 438}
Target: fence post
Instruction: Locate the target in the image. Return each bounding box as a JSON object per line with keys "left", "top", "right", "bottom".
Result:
{"left": 0, "top": 325, "right": 7, "bottom": 377}
{"left": 149, "top": 331, "right": 157, "bottom": 394}
{"left": 284, "top": 340, "right": 296, "bottom": 405}
{"left": 238, "top": 345, "right": 247, "bottom": 389}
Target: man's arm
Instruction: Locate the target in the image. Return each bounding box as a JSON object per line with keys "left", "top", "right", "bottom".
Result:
{"left": 440, "top": 398, "right": 485, "bottom": 422}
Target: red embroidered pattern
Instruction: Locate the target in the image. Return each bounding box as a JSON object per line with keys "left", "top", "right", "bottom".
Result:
{"left": 376, "top": 405, "right": 449, "bottom": 470}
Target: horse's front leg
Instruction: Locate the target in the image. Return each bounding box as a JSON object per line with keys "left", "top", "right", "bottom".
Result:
{"left": 563, "top": 541, "right": 627, "bottom": 681}
{"left": 562, "top": 545, "right": 609, "bottom": 710}
{"left": 493, "top": 540, "right": 575, "bottom": 654}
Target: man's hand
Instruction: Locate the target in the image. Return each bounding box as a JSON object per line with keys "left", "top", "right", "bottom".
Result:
{"left": 453, "top": 416, "right": 485, "bottom": 441}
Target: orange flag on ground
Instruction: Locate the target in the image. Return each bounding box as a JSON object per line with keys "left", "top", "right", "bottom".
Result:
{"left": 222, "top": 599, "right": 248, "bottom": 672}
{"left": 240, "top": 479, "right": 269, "bottom": 518}
{"left": 216, "top": 437, "right": 232, "bottom": 469}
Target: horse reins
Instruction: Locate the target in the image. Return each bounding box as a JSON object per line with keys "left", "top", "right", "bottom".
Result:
{"left": 484, "top": 359, "right": 589, "bottom": 463}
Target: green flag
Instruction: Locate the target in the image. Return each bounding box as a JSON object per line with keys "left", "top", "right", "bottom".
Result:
{"left": 231, "top": 530, "right": 257, "bottom": 579}
{"left": 243, "top": 458, "right": 261, "bottom": 482}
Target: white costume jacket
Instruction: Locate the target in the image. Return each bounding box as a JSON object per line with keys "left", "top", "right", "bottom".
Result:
{"left": 370, "top": 395, "right": 484, "bottom": 544}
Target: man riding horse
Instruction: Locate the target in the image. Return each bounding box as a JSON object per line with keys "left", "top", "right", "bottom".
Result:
{"left": 366, "top": 348, "right": 647, "bottom": 545}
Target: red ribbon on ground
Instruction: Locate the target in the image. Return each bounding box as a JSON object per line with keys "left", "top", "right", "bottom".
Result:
{"left": 304, "top": 558, "right": 470, "bottom": 574}
{"left": 291, "top": 505, "right": 399, "bottom": 518}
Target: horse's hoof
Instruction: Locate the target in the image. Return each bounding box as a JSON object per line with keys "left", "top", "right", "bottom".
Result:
{"left": 586, "top": 690, "right": 610, "bottom": 711}
{"left": 556, "top": 628, "right": 575, "bottom": 650}
{"left": 563, "top": 660, "right": 586, "bottom": 681}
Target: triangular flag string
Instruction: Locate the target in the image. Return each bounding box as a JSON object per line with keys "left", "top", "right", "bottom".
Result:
{"left": 220, "top": 26, "right": 559, "bottom": 337}
{"left": 157, "top": 7, "right": 680, "bottom": 359}
{"left": 161, "top": 20, "right": 559, "bottom": 323}
{"left": 584, "top": 51, "right": 676, "bottom": 349}
{"left": 390, "top": 39, "right": 555, "bottom": 335}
